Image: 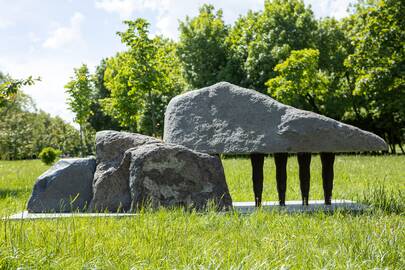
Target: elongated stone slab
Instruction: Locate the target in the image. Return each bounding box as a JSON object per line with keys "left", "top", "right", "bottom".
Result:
{"left": 164, "top": 82, "right": 388, "bottom": 153}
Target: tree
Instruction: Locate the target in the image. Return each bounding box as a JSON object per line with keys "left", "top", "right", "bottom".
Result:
{"left": 102, "top": 19, "right": 185, "bottom": 137}
{"left": 344, "top": 0, "right": 405, "bottom": 153}
{"left": 0, "top": 91, "right": 82, "bottom": 160}
{"left": 178, "top": 4, "right": 229, "bottom": 88}
{"left": 225, "top": 10, "right": 261, "bottom": 87}
{"left": 244, "top": 0, "right": 318, "bottom": 92}
{"left": 0, "top": 72, "right": 39, "bottom": 116}
{"left": 266, "top": 49, "right": 329, "bottom": 113}
{"left": 315, "top": 18, "right": 354, "bottom": 120}
{"left": 65, "top": 64, "right": 94, "bottom": 156}
{"left": 88, "top": 59, "right": 122, "bottom": 131}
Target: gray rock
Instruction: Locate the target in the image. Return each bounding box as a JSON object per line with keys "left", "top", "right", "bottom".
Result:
{"left": 164, "top": 82, "right": 388, "bottom": 153}
{"left": 27, "top": 157, "right": 95, "bottom": 213}
{"left": 128, "top": 143, "right": 232, "bottom": 211}
{"left": 94, "top": 130, "right": 161, "bottom": 165}
{"left": 89, "top": 130, "right": 160, "bottom": 212}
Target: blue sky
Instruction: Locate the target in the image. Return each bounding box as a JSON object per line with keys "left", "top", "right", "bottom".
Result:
{"left": 0, "top": 0, "right": 353, "bottom": 123}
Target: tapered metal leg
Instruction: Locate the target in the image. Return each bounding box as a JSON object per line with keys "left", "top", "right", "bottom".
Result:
{"left": 297, "top": 152, "right": 311, "bottom": 205}
{"left": 250, "top": 153, "right": 265, "bottom": 207}
{"left": 321, "top": 153, "right": 335, "bottom": 205}
{"left": 274, "top": 153, "right": 288, "bottom": 206}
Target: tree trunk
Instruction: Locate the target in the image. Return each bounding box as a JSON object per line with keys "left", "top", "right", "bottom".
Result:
{"left": 79, "top": 124, "right": 85, "bottom": 157}
{"left": 398, "top": 143, "right": 405, "bottom": 154}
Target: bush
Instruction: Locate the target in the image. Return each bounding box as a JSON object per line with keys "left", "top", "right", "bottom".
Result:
{"left": 39, "top": 147, "right": 60, "bottom": 165}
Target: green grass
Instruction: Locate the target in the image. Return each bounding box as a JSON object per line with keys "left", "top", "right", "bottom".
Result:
{"left": 0, "top": 156, "right": 404, "bottom": 269}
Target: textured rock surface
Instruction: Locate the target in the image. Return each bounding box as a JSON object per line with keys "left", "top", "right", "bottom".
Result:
{"left": 89, "top": 130, "right": 161, "bottom": 212}
{"left": 27, "top": 157, "right": 95, "bottom": 213}
{"left": 164, "top": 82, "right": 388, "bottom": 153}
{"left": 128, "top": 143, "right": 232, "bottom": 211}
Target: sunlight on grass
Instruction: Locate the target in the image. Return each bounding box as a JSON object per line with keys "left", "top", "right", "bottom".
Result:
{"left": 0, "top": 156, "right": 404, "bottom": 269}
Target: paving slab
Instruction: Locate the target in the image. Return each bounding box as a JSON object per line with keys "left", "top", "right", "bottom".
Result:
{"left": 5, "top": 200, "right": 365, "bottom": 220}
{"left": 233, "top": 199, "right": 366, "bottom": 214}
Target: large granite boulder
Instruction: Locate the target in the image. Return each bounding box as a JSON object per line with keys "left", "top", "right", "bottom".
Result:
{"left": 89, "top": 130, "right": 160, "bottom": 212}
{"left": 128, "top": 143, "right": 232, "bottom": 211}
{"left": 27, "top": 157, "right": 95, "bottom": 213}
{"left": 164, "top": 82, "right": 388, "bottom": 153}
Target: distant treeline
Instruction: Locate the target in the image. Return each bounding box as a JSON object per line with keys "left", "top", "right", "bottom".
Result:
{"left": 1, "top": 0, "right": 403, "bottom": 159}
{"left": 0, "top": 80, "right": 84, "bottom": 160}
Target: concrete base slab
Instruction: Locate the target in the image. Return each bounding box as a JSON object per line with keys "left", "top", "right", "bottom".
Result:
{"left": 5, "top": 200, "right": 365, "bottom": 220}
{"left": 233, "top": 199, "right": 366, "bottom": 214}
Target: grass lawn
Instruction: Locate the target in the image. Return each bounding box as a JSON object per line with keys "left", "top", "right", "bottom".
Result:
{"left": 0, "top": 155, "right": 404, "bottom": 269}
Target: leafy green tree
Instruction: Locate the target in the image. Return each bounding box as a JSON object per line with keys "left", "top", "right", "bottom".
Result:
{"left": 244, "top": 0, "right": 318, "bottom": 92}
{"left": 102, "top": 52, "right": 139, "bottom": 132}
{"left": 0, "top": 72, "right": 39, "bottom": 116}
{"left": 117, "top": 18, "right": 159, "bottom": 136}
{"left": 88, "top": 59, "right": 122, "bottom": 131}
{"left": 65, "top": 64, "right": 94, "bottom": 156}
{"left": 0, "top": 91, "right": 82, "bottom": 160}
{"left": 102, "top": 19, "right": 185, "bottom": 137}
{"left": 225, "top": 11, "right": 261, "bottom": 87}
{"left": 178, "top": 4, "right": 229, "bottom": 88}
{"left": 266, "top": 49, "right": 329, "bottom": 113}
{"left": 344, "top": 0, "right": 405, "bottom": 153}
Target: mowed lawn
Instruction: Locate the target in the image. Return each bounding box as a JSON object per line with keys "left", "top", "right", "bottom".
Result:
{"left": 0, "top": 155, "right": 404, "bottom": 269}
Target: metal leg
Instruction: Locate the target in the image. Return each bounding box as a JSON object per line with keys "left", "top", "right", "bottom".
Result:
{"left": 297, "top": 152, "right": 311, "bottom": 205}
{"left": 274, "top": 153, "right": 288, "bottom": 206}
{"left": 321, "top": 153, "right": 335, "bottom": 205}
{"left": 250, "top": 153, "right": 265, "bottom": 207}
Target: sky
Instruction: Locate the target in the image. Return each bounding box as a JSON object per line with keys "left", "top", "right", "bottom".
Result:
{"left": 0, "top": 0, "right": 353, "bottom": 124}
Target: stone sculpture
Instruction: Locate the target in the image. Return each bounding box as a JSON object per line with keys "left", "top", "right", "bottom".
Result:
{"left": 164, "top": 82, "right": 388, "bottom": 206}
{"left": 27, "top": 131, "right": 232, "bottom": 213}
{"left": 128, "top": 143, "right": 232, "bottom": 211}
{"left": 89, "top": 131, "right": 161, "bottom": 212}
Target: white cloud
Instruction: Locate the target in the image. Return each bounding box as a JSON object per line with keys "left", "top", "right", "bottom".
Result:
{"left": 304, "top": 0, "right": 353, "bottom": 19}
{"left": 95, "top": 0, "right": 159, "bottom": 19}
{"left": 95, "top": 0, "right": 353, "bottom": 40}
{"left": 95, "top": 0, "right": 264, "bottom": 40}
{"left": 43, "top": 12, "right": 85, "bottom": 49}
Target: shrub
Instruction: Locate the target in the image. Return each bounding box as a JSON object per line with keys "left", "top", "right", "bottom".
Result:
{"left": 39, "top": 147, "right": 60, "bottom": 165}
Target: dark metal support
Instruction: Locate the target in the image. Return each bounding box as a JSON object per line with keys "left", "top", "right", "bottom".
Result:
{"left": 320, "top": 152, "right": 335, "bottom": 205}
{"left": 274, "top": 153, "right": 288, "bottom": 206}
{"left": 297, "top": 152, "right": 311, "bottom": 205}
{"left": 250, "top": 153, "right": 265, "bottom": 207}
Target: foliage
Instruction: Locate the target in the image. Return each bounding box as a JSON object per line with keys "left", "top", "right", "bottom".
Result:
{"left": 102, "top": 19, "right": 185, "bottom": 137}
{"left": 266, "top": 49, "right": 329, "bottom": 113}
{"left": 178, "top": 4, "right": 229, "bottom": 88}
{"left": 65, "top": 64, "right": 94, "bottom": 156}
{"left": 38, "top": 147, "right": 60, "bottom": 165}
{"left": 343, "top": 0, "right": 405, "bottom": 152}
{"left": 0, "top": 156, "right": 404, "bottom": 268}
{"left": 238, "top": 0, "right": 318, "bottom": 92}
{"left": 0, "top": 72, "right": 39, "bottom": 115}
{"left": 225, "top": 10, "right": 261, "bottom": 87}
{"left": 0, "top": 87, "right": 82, "bottom": 160}
{"left": 88, "top": 59, "right": 122, "bottom": 131}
